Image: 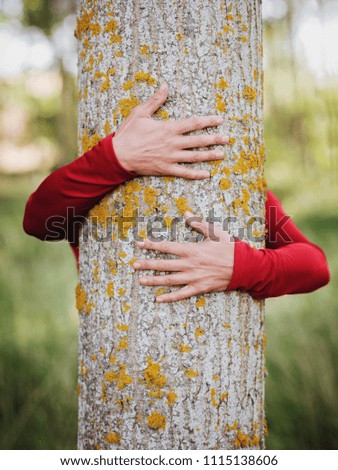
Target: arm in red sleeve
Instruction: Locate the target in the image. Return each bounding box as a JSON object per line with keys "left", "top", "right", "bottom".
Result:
{"left": 23, "top": 133, "right": 136, "bottom": 249}
{"left": 227, "top": 190, "right": 330, "bottom": 299}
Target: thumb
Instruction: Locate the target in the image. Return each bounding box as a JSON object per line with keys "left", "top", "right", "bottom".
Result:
{"left": 184, "top": 211, "right": 225, "bottom": 241}
{"left": 139, "top": 82, "right": 169, "bottom": 117}
{"left": 184, "top": 211, "right": 210, "bottom": 238}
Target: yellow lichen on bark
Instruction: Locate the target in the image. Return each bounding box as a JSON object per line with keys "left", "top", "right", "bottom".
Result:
{"left": 184, "top": 368, "right": 198, "bottom": 379}
{"left": 75, "top": 9, "right": 101, "bottom": 40}
{"left": 106, "top": 282, "right": 114, "bottom": 298}
{"left": 118, "top": 94, "right": 140, "bottom": 118}
{"left": 105, "top": 364, "right": 133, "bottom": 390}
{"left": 105, "top": 432, "right": 121, "bottom": 444}
{"left": 196, "top": 297, "right": 206, "bottom": 308}
{"left": 242, "top": 85, "right": 257, "bottom": 103}
{"left": 147, "top": 411, "right": 167, "bottom": 431}
{"left": 143, "top": 357, "right": 167, "bottom": 398}
{"left": 166, "top": 391, "right": 178, "bottom": 406}
{"left": 179, "top": 343, "right": 192, "bottom": 353}
{"left": 195, "top": 327, "right": 205, "bottom": 340}
{"left": 75, "top": 283, "right": 94, "bottom": 314}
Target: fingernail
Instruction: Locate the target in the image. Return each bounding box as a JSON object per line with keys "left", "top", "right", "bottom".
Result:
{"left": 160, "top": 83, "right": 167, "bottom": 91}
{"left": 222, "top": 135, "right": 229, "bottom": 143}
{"left": 215, "top": 116, "right": 223, "bottom": 124}
{"left": 156, "top": 297, "right": 164, "bottom": 303}
{"left": 215, "top": 150, "right": 224, "bottom": 157}
{"left": 133, "top": 262, "right": 141, "bottom": 269}
{"left": 184, "top": 211, "right": 194, "bottom": 218}
{"left": 136, "top": 241, "right": 145, "bottom": 247}
{"left": 202, "top": 171, "right": 210, "bottom": 178}
{"left": 139, "top": 276, "right": 146, "bottom": 283}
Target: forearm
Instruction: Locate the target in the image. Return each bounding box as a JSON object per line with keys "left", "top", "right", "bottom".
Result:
{"left": 227, "top": 240, "right": 330, "bottom": 300}
{"left": 23, "top": 134, "right": 135, "bottom": 245}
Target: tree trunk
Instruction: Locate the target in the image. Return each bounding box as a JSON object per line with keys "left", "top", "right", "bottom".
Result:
{"left": 76, "top": 0, "right": 266, "bottom": 450}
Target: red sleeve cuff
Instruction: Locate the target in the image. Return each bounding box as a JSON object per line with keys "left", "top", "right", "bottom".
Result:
{"left": 101, "top": 133, "right": 138, "bottom": 182}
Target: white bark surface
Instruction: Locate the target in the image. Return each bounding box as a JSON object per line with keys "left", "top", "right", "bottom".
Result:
{"left": 76, "top": 0, "right": 266, "bottom": 450}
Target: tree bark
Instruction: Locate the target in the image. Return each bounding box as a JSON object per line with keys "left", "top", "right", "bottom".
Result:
{"left": 76, "top": 0, "right": 266, "bottom": 450}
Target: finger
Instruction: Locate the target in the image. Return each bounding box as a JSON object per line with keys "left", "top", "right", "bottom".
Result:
{"left": 156, "top": 285, "right": 198, "bottom": 303}
{"left": 133, "top": 258, "right": 186, "bottom": 272}
{"left": 177, "top": 133, "right": 229, "bottom": 149}
{"left": 139, "top": 273, "right": 188, "bottom": 286}
{"left": 184, "top": 211, "right": 210, "bottom": 238}
{"left": 136, "top": 238, "right": 187, "bottom": 256}
{"left": 138, "top": 83, "right": 169, "bottom": 117}
{"left": 169, "top": 164, "right": 210, "bottom": 180}
{"left": 175, "top": 149, "right": 224, "bottom": 163}
{"left": 184, "top": 211, "right": 224, "bottom": 240}
{"left": 171, "top": 114, "right": 224, "bottom": 134}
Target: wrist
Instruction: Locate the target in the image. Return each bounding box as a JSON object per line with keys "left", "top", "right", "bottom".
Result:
{"left": 109, "top": 134, "right": 137, "bottom": 178}
{"left": 112, "top": 134, "right": 135, "bottom": 173}
{"left": 100, "top": 133, "right": 137, "bottom": 181}
{"left": 226, "top": 238, "right": 246, "bottom": 292}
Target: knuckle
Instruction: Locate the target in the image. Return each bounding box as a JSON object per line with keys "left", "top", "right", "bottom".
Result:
{"left": 197, "top": 136, "right": 208, "bottom": 147}
{"left": 170, "top": 166, "right": 180, "bottom": 177}
{"left": 163, "top": 276, "right": 173, "bottom": 286}
{"left": 210, "top": 116, "right": 219, "bottom": 126}
{"left": 193, "top": 172, "right": 203, "bottom": 180}
{"left": 191, "top": 151, "right": 200, "bottom": 162}
{"left": 214, "top": 134, "right": 224, "bottom": 144}
{"left": 182, "top": 170, "right": 193, "bottom": 179}
{"left": 205, "top": 152, "right": 214, "bottom": 162}
{"left": 160, "top": 241, "right": 169, "bottom": 252}
{"left": 164, "top": 164, "right": 175, "bottom": 175}
{"left": 153, "top": 261, "right": 162, "bottom": 271}
{"left": 172, "top": 138, "right": 183, "bottom": 152}
{"left": 190, "top": 115, "right": 199, "bottom": 129}
{"left": 196, "top": 286, "right": 207, "bottom": 296}
{"left": 178, "top": 293, "right": 188, "bottom": 301}
{"left": 144, "top": 239, "right": 152, "bottom": 249}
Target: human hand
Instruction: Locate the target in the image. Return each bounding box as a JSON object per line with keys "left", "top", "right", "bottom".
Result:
{"left": 133, "top": 211, "right": 235, "bottom": 302}
{"left": 113, "top": 83, "right": 228, "bottom": 179}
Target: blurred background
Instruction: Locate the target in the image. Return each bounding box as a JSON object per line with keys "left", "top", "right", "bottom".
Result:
{"left": 0, "top": 0, "right": 337, "bottom": 450}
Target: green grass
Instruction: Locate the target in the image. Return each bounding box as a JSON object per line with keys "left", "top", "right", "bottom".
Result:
{"left": 265, "top": 208, "right": 338, "bottom": 449}
{"left": 0, "top": 175, "right": 78, "bottom": 449}
{"left": 0, "top": 172, "right": 337, "bottom": 449}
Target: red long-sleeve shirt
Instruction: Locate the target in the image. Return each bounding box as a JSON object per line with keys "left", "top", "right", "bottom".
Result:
{"left": 23, "top": 133, "right": 330, "bottom": 299}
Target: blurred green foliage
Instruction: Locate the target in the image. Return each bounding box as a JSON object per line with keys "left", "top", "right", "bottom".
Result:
{"left": 22, "top": 0, "right": 76, "bottom": 35}
{"left": 265, "top": 206, "right": 338, "bottom": 449}
{"left": 0, "top": 0, "right": 337, "bottom": 450}
{"left": 0, "top": 176, "right": 78, "bottom": 449}
{"left": 22, "top": 0, "right": 55, "bottom": 34}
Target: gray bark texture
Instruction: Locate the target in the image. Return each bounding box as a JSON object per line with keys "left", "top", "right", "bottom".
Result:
{"left": 76, "top": 0, "right": 266, "bottom": 450}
